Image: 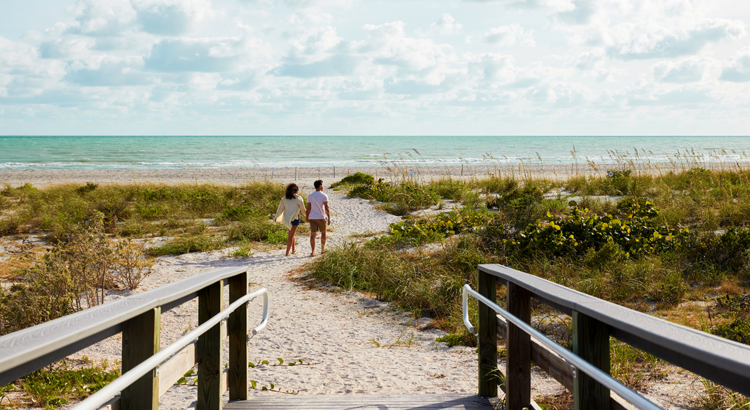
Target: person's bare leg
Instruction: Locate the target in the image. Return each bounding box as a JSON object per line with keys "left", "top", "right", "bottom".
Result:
{"left": 291, "top": 225, "right": 298, "bottom": 254}
{"left": 320, "top": 230, "right": 327, "bottom": 253}
{"left": 285, "top": 229, "right": 293, "bottom": 256}
{"left": 310, "top": 230, "right": 316, "bottom": 256}
{"left": 286, "top": 226, "right": 298, "bottom": 256}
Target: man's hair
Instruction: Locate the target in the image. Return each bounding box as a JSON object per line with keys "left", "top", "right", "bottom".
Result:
{"left": 314, "top": 180, "right": 323, "bottom": 189}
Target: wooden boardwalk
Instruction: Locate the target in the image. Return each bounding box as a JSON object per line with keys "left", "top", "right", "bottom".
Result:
{"left": 225, "top": 394, "right": 497, "bottom": 409}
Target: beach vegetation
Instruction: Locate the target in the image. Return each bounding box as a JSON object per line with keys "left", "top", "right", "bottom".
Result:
{"left": 346, "top": 179, "right": 440, "bottom": 215}
{"left": 4, "top": 360, "right": 119, "bottom": 409}
{"left": 331, "top": 172, "right": 374, "bottom": 188}
{"left": 0, "top": 213, "right": 153, "bottom": 335}
{"left": 310, "top": 166, "right": 750, "bottom": 404}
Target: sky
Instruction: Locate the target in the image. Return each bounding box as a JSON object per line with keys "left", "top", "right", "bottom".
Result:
{"left": 1, "top": 0, "right": 750, "bottom": 136}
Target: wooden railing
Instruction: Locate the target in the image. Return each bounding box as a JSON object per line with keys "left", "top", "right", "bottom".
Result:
{"left": 0, "top": 266, "right": 269, "bottom": 410}
{"left": 468, "top": 264, "right": 750, "bottom": 410}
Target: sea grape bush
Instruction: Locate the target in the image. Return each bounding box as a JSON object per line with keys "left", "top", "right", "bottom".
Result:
{"left": 380, "top": 209, "right": 491, "bottom": 246}
{"left": 510, "top": 198, "right": 690, "bottom": 260}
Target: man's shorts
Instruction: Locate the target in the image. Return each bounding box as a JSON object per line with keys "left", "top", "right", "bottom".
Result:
{"left": 309, "top": 219, "right": 327, "bottom": 233}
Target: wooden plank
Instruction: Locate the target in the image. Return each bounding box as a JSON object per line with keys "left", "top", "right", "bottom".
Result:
{"left": 573, "top": 311, "right": 610, "bottom": 410}
{"left": 477, "top": 270, "right": 498, "bottom": 397}
{"left": 228, "top": 272, "right": 249, "bottom": 400}
{"left": 478, "top": 264, "right": 750, "bottom": 396}
{"left": 159, "top": 320, "right": 229, "bottom": 397}
{"left": 225, "top": 394, "right": 494, "bottom": 409}
{"left": 96, "top": 396, "right": 120, "bottom": 410}
{"left": 158, "top": 344, "right": 197, "bottom": 397}
{"left": 198, "top": 280, "right": 223, "bottom": 410}
{"left": 0, "top": 266, "right": 247, "bottom": 386}
{"left": 496, "top": 317, "right": 636, "bottom": 410}
{"left": 497, "top": 316, "right": 574, "bottom": 391}
{"left": 506, "top": 282, "right": 531, "bottom": 410}
{"left": 121, "top": 307, "right": 160, "bottom": 410}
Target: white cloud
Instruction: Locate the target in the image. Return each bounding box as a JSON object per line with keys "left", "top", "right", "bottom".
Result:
{"left": 0, "top": 37, "right": 67, "bottom": 97}
{"left": 65, "top": 56, "right": 151, "bottom": 86}
{"left": 606, "top": 19, "right": 745, "bottom": 60}
{"left": 720, "top": 46, "right": 750, "bottom": 82}
{"left": 70, "top": 0, "right": 137, "bottom": 36}
{"left": 270, "top": 54, "right": 358, "bottom": 77}
{"left": 286, "top": 13, "right": 342, "bottom": 55}
{"left": 39, "top": 37, "right": 96, "bottom": 59}
{"left": 430, "top": 14, "right": 462, "bottom": 35}
{"left": 574, "top": 48, "right": 604, "bottom": 70}
{"left": 481, "top": 24, "right": 535, "bottom": 47}
{"left": 361, "top": 21, "right": 456, "bottom": 74}
{"left": 68, "top": 0, "right": 214, "bottom": 38}
{"left": 653, "top": 57, "right": 712, "bottom": 83}
{"left": 144, "top": 36, "right": 264, "bottom": 72}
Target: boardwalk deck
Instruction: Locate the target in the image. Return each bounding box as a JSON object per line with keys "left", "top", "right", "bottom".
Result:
{"left": 225, "top": 394, "right": 497, "bottom": 409}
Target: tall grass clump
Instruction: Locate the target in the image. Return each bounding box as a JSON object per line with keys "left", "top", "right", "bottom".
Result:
{"left": 0, "top": 181, "right": 285, "bottom": 240}
{"left": 0, "top": 212, "right": 152, "bottom": 335}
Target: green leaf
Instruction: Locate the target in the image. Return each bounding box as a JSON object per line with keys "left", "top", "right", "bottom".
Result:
{"left": 261, "top": 360, "right": 269, "bottom": 365}
{"left": 262, "top": 386, "right": 268, "bottom": 391}
{"left": 248, "top": 362, "right": 255, "bottom": 368}
{"left": 288, "top": 362, "right": 295, "bottom": 366}
{"left": 277, "top": 358, "right": 284, "bottom": 365}
{"left": 176, "top": 377, "right": 187, "bottom": 385}
{"left": 270, "top": 383, "right": 275, "bottom": 389}
{"left": 250, "top": 380, "right": 257, "bottom": 389}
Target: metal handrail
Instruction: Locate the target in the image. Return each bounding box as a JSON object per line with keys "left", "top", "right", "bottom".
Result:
{"left": 72, "top": 288, "right": 270, "bottom": 410}
{"left": 462, "top": 284, "right": 661, "bottom": 410}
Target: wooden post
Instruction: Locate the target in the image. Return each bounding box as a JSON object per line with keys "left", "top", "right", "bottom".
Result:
{"left": 461, "top": 164, "right": 464, "bottom": 176}
{"left": 198, "top": 281, "right": 223, "bottom": 410}
{"left": 334, "top": 166, "right": 336, "bottom": 179}
{"left": 507, "top": 283, "right": 531, "bottom": 410}
{"left": 295, "top": 167, "right": 297, "bottom": 180}
{"left": 573, "top": 311, "right": 611, "bottom": 410}
{"left": 477, "top": 270, "right": 498, "bottom": 397}
{"left": 228, "top": 272, "right": 249, "bottom": 400}
{"left": 121, "top": 307, "right": 160, "bottom": 410}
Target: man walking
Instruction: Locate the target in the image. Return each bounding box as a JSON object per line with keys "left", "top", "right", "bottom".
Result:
{"left": 306, "top": 180, "right": 331, "bottom": 256}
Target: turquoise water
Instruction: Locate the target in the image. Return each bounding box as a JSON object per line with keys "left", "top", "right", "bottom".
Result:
{"left": 1, "top": 136, "right": 749, "bottom": 170}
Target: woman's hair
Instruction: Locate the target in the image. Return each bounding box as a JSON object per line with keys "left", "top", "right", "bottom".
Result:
{"left": 285, "top": 183, "right": 299, "bottom": 200}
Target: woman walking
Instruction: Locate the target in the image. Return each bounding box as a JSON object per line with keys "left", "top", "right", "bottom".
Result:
{"left": 273, "top": 183, "right": 306, "bottom": 256}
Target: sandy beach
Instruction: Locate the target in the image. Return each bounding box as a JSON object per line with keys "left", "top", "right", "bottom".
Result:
{"left": 3, "top": 160, "right": 749, "bottom": 189}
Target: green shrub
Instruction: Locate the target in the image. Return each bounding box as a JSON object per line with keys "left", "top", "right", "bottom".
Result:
{"left": 711, "top": 318, "right": 750, "bottom": 344}
{"left": 332, "top": 172, "right": 374, "bottom": 188}
{"left": 427, "top": 179, "right": 471, "bottom": 201}
{"left": 373, "top": 208, "right": 491, "bottom": 247}
{"left": 16, "top": 362, "right": 119, "bottom": 408}
{"left": 509, "top": 199, "right": 689, "bottom": 260}
{"left": 226, "top": 218, "right": 285, "bottom": 242}
{"left": 436, "top": 332, "right": 476, "bottom": 347}
{"left": 348, "top": 181, "right": 439, "bottom": 214}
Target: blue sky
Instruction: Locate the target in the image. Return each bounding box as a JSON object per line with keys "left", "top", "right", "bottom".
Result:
{"left": 1, "top": 0, "right": 750, "bottom": 135}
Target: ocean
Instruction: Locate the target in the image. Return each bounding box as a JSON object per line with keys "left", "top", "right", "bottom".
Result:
{"left": 1, "top": 136, "right": 749, "bottom": 170}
